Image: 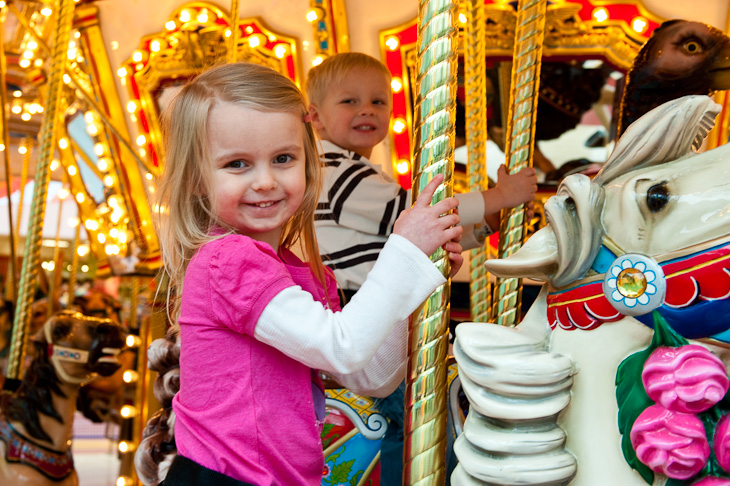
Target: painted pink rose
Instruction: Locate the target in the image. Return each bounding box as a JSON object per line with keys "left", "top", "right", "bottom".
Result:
{"left": 692, "top": 477, "right": 730, "bottom": 486}
{"left": 630, "top": 404, "right": 710, "bottom": 479}
{"left": 714, "top": 414, "right": 730, "bottom": 473}
{"left": 642, "top": 345, "right": 729, "bottom": 413}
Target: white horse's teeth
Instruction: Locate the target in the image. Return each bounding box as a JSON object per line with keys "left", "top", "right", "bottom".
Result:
{"left": 102, "top": 347, "right": 121, "bottom": 356}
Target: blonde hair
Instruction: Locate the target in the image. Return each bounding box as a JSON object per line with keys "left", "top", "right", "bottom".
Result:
{"left": 305, "top": 52, "right": 391, "bottom": 106}
{"left": 157, "top": 62, "right": 325, "bottom": 320}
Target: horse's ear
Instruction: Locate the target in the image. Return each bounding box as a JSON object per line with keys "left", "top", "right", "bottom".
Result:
{"left": 48, "top": 314, "right": 73, "bottom": 343}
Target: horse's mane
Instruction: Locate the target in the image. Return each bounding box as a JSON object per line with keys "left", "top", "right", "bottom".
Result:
{"left": 4, "top": 339, "right": 65, "bottom": 443}
{"left": 134, "top": 327, "right": 180, "bottom": 486}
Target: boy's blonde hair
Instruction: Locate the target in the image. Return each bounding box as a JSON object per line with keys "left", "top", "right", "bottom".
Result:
{"left": 305, "top": 52, "right": 391, "bottom": 106}
{"left": 157, "top": 62, "right": 325, "bottom": 319}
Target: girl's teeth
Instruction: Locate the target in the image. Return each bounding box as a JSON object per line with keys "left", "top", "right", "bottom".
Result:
{"left": 256, "top": 202, "right": 274, "bottom": 208}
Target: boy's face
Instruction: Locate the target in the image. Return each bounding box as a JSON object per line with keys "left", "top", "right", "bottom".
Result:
{"left": 310, "top": 67, "right": 392, "bottom": 159}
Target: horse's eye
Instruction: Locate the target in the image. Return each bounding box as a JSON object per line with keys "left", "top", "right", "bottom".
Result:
{"left": 647, "top": 183, "right": 670, "bottom": 213}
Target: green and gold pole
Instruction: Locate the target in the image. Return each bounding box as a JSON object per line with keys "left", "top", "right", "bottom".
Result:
{"left": 405, "top": 0, "right": 457, "bottom": 483}
{"left": 6, "top": 0, "right": 75, "bottom": 388}
{"left": 492, "top": 0, "right": 547, "bottom": 327}
{"left": 463, "top": 0, "right": 490, "bottom": 322}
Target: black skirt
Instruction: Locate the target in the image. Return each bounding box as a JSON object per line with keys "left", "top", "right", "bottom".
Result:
{"left": 159, "top": 454, "right": 256, "bottom": 486}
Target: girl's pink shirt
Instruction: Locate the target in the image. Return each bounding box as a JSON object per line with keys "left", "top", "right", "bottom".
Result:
{"left": 173, "top": 233, "right": 339, "bottom": 485}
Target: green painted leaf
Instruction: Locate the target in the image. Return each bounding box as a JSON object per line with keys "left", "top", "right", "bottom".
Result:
{"left": 615, "top": 312, "right": 690, "bottom": 484}
{"left": 331, "top": 459, "right": 355, "bottom": 483}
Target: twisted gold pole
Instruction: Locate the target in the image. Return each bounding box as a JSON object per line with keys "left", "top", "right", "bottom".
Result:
{"left": 405, "top": 0, "right": 457, "bottom": 484}
{"left": 6, "top": 0, "right": 75, "bottom": 386}
{"left": 228, "top": 0, "right": 239, "bottom": 63}
{"left": 463, "top": 0, "right": 490, "bottom": 323}
{"left": 67, "top": 224, "right": 80, "bottom": 301}
{"left": 492, "top": 0, "right": 547, "bottom": 327}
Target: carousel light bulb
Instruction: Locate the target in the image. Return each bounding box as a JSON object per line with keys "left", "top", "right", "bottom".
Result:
{"left": 67, "top": 217, "right": 80, "bottom": 228}
{"left": 19, "top": 59, "right": 30, "bottom": 68}
{"left": 40, "top": 6, "right": 52, "bottom": 16}
{"left": 46, "top": 261, "right": 55, "bottom": 272}
{"left": 117, "top": 476, "right": 133, "bottom": 486}
{"left": 50, "top": 159, "right": 60, "bottom": 171}
{"left": 0, "top": 2, "right": 6, "bottom": 8}
{"left": 11, "top": 105, "right": 21, "bottom": 114}
{"left": 34, "top": 58, "right": 43, "bottom": 67}
{"left": 592, "top": 7, "right": 609, "bottom": 23}
{"left": 312, "top": 55, "right": 324, "bottom": 67}
{"left": 392, "top": 118, "right": 407, "bottom": 134}
{"left": 305, "top": 9, "right": 320, "bottom": 22}
{"left": 97, "top": 158, "right": 109, "bottom": 171}
{"left": 58, "top": 138, "right": 69, "bottom": 149}
{"left": 131, "top": 51, "right": 143, "bottom": 63}
{"left": 632, "top": 17, "right": 648, "bottom": 34}
{"left": 98, "top": 233, "right": 106, "bottom": 244}
{"left": 396, "top": 159, "right": 410, "bottom": 175}
{"left": 196, "top": 10, "right": 209, "bottom": 23}
{"left": 68, "top": 165, "right": 77, "bottom": 176}
{"left": 0, "top": 144, "right": 5, "bottom": 151}
{"left": 224, "top": 29, "right": 232, "bottom": 38}
{"left": 58, "top": 187, "right": 70, "bottom": 199}
{"left": 117, "top": 67, "right": 127, "bottom": 78}
{"left": 74, "top": 31, "right": 80, "bottom": 38}
{"left": 84, "top": 220, "right": 98, "bottom": 231}
{"left": 77, "top": 244, "right": 90, "bottom": 256}
{"left": 104, "top": 243, "right": 113, "bottom": 254}
{"left": 110, "top": 211, "right": 122, "bottom": 223}
{"left": 120, "top": 405, "right": 137, "bottom": 418}
{"left": 20, "top": 113, "right": 30, "bottom": 121}
{"left": 145, "top": 172, "right": 153, "bottom": 181}
{"left": 18, "top": 145, "right": 27, "bottom": 154}
{"left": 385, "top": 36, "right": 400, "bottom": 51}
{"left": 245, "top": 26, "right": 254, "bottom": 35}
{"left": 109, "top": 228, "right": 118, "bottom": 238}
{"left": 84, "top": 111, "right": 94, "bottom": 123}
{"left": 165, "top": 20, "right": 177, "bottom": 31}
{"left": 179, "top": 9, "right": 192, "bottom": 23}
{"left": 458, "top": 12, "right": 467, "bottom": 24}
{"left": 118, "top": 231, "right": 127, "bottom": 243}
{"left": 27, "top": 40, "right": 37, "bottom": 50}
{"left": 22, "top": 50, "right": 33, "bottom": 59}
{"left": 63, "top": 74, "right": 71, "bottom": 84}
{"left": 149, "top": 40, "right": 162, "bottom": 52}
{"left": 126, "top": 334, "right": 142, "bottom": 348}
{"left": 94, "top": 143, "right": 105, "bottom": 156}
{"left": 138, "top": 147, "right": 146, "bottom": 158}
{"left": 126, "top": 101, "right": 137, "bottom": 113}
{"left": 104, "top": 175, "right": 114, "bottom": 187}
{"left": 86, "top": 124, "right": 98, "bottom": 135}
{"left": 122, "top": 370, "right": 139, "bottom": 383}
{"left": 274, "top": 44, "right": 288, "bottom": 59}
{"left": 118, "top": 441, "right": 131, "bottom": 453}
{"left": 81, "top": 264, "right": 89, "bottom": 273}
{"left": 76, "top": 193, "right": 85, "bottom": 203}
{"left": 136, "top": 135, "right": 146, "bottom": 146}
{"left": 248, "top": 36, "right": 260, "bottom": 48}
{"left": 108, "top": 195, "right": 119, "bottom": 208}
{"left": 12, "top": 90, "right": 21, "bottom": 97}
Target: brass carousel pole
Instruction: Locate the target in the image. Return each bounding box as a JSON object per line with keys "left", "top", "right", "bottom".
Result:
{"left": 463, "top": 0, "right": 490, "bottom": 322}
{"left": 228, "top": 0, "right": 240, "bottom": 63}
{"left": 492, "top": 0, "right": 547, "bottom": 327}
{"left": 405, "top": 0, "right": 457, "bottom": 483}
{"left": 5, "top": 0, "right": 75, "bottom": 389}
{"left": 0, "top": 4, "right": 18, "bottom": 303}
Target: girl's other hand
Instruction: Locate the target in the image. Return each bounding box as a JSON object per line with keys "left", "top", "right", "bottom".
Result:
{"left": 443, "top": 240, "right": 464, "bottom": 278}
{"left": 393, "top": 174, "right": 463, "bottom": 257}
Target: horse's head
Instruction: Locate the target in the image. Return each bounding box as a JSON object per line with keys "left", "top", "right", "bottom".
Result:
{"left": 486, "top": 95, "right": 730, "bottom": 338}
{"left": 37, "top": 310, "right": 126, "bottom": 385}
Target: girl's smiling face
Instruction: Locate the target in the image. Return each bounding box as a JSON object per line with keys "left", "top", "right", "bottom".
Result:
{"left": 207, "top": 102, "right": 306, "bottom": 250}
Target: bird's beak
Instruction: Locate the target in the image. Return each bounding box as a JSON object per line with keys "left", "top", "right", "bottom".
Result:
{"left": 709, "top": 39, "right": 730, "bottom": 90}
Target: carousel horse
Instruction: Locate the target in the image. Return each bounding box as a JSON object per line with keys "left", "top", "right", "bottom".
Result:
{"left": 0, "top": 310, "right": 125, "bottom": 486}
{"left": 452, "top": 95, "right": 730, "bottom": 485}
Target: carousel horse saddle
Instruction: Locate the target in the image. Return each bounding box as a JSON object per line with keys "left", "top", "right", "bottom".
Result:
{"left": 0, "top": 416, "right": 74, "bottom": 480}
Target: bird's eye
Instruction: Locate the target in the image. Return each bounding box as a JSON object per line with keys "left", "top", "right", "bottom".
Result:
{"left": 646, "top": 183, "right": 670, "bottom": 213}
{"left": 682, "top": 40, "right": 703, "bottom": 54}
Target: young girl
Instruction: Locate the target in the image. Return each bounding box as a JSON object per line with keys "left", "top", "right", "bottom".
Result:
{"left": 134, "top": 62, "right": 463, "bottom": 486}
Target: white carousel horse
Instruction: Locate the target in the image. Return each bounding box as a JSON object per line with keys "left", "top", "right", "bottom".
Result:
{"left": 0, "top": 310, "right": 125, "bottom": 486}
{"left": 453, "top": 95, "right": 730, "bottom": 485}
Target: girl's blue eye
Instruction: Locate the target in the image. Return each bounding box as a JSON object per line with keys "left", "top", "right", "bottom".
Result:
{"left": 226, "top": 160, "right": 245, "bottom": 169}
{"left": 274, "top": 154, "right": 292, "bottom": 164}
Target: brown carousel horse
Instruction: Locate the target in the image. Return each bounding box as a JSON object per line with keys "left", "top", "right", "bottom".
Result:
{"left": 0, "top": 310, "right": 125, "bottom": 486}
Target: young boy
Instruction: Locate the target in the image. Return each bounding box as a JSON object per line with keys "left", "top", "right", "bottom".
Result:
{"left": 306, "top": 52, "right": 538, "bottom": 484}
